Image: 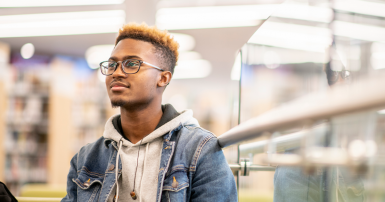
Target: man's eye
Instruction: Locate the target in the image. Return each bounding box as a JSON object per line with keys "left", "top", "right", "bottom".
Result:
{"left": 108, "top": 63, "right": 115, "bottom": 68}
{"left": 125, "top": 61, "right": 139, "bottom": 67}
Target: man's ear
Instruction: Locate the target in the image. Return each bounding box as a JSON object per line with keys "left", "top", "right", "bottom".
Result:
{"left": 157, "top": 71, "right": 172, "bottom": 87}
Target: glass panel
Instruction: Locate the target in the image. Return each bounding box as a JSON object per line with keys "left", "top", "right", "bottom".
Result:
{"left": 231, "top": 0, "right": 385, "bottom": 201}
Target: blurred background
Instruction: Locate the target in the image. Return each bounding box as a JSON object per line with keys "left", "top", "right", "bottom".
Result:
{"left": 1, "top": 0, "right": 385, "bottom": 201}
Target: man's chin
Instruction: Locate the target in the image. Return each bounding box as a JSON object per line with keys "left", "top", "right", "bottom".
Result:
{"left": 110, "top": 99, "right": 127, "bottom": 108}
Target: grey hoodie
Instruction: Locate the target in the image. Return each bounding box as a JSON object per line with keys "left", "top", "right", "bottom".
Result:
{"left": 103, "top": 105, "right": 199, "bottom": 202}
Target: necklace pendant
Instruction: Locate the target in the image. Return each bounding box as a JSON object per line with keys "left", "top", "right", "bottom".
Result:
{"left": 130, "top": 191, "right": 137, "bottom": 200}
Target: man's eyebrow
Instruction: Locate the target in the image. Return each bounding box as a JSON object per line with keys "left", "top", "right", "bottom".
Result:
{"left": 108, "top": 55, "right": 142, "bottom": 61}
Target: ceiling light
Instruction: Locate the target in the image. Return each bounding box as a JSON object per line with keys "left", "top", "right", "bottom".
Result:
{"left": 0, "top": 10, "right": 125, "bottom": 38}
{"left": 156, "top": 5, "right": 276, "bottom": 30}
{"left": 247, "top": 20, "right": 385, "bottom": 52}
{"left": 170, "top": 33, "right": 195, "bottom": 51}
{"left": 156, "top": 3, "right": 334, "bottom": 30}
{"left": 334, "top": 0, "right": 385, "bottom": 18}
{"left": 273, "top": 3, "right": 332, "bottom": 23}
{"left": 248, "top": 22, "right": 331, "bottom": 52}
{"left": 0, "top": 0, "right": 125, "bottom": 7}
{"left": 333, "top": 21, "right": 385, "bottom": 42}
{"left": 20, "top": 43, "right": 35, "bottom": 59}
{"left": 173, "top": 59, "right": 212, "bottom": 79}
{"left": 85, "top": 45, "right": 115, "bottom": 69}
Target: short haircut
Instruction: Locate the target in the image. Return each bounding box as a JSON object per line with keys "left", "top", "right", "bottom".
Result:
{"left": 115, "top": 23, "right": 179, "bottom": 74}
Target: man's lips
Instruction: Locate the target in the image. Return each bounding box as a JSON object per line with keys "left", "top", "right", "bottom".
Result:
{"left": 110, "top": 82, "right": 129, "bottom": 91}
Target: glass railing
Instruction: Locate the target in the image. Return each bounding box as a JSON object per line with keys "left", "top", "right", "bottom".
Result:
{"left": 223, "top": 0, "right": 385, "bottom": 201}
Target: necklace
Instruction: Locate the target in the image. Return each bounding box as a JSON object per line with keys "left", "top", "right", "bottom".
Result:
{"left": 130, "top": 138, "right": 143, "bottom": 200}
{"left": 114, "top": 138, "right": 144, "bottom": 201}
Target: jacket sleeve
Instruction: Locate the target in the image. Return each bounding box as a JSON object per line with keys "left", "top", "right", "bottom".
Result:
{"left": 190, "top": 137, "right": 238, "bottom": 202}
{"left": 61, "top": 153, "right": 78, "bottom": 202}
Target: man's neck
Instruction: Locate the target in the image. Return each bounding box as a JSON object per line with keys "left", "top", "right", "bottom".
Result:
{"left": 120, "top": 101, "right": 163, "bottom": 144}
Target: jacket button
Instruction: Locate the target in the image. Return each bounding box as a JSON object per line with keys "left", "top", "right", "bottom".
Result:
{"left": 83, "top": 178, "right": 90, "bottom": 187}
{"left": 108, "top": 164, "right": 115, "bottom": 171}
{"left": 172, "top": 176, "right": 179, "bottom": 188}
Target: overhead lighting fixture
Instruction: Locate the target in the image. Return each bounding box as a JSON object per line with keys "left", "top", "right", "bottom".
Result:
{"left": 173, "top": 59, "right": 212, "bottom": 79}
{"left": 333, "top": 21, "right": 385, "bottom": 42}
{"left": 272, "top": 3, "right": 332, "bottom": 23}
{"left": 248, "top": 22, "right": 331, "bottom": 53}
{"left": 156, "top": 3, "right": 334, "bottom": 30}
{"left": 334, "top": 0, "right": 385, "bottom": 18}
{"left": 85, "top": 45, "right": 115, "bottom": 69}
{"left": 0, "top": 0, "right": 125, "bottom": 7}
{"left": 0, "top": 10, "right": 125, "bottom": 38}
{"left": 20, "top": 43, "right": 35, "bottom": 59}
{"left": 156, "top": 4, "right": 276, "bottom": 30}
{"left": 247, "top": 20, "right": 385, "bottom": 52}
{"left": 170, "top": 33, "right": 195, "bottom": 51}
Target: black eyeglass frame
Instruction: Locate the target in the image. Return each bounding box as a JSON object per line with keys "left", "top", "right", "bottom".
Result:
{"left": 99, "top": 59, "right": 165, "bottom": 76}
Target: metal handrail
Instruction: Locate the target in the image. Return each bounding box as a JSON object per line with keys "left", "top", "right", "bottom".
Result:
{"left": 218, "top": 76, "right": 385, "bottom": 148}
{"left": 229, "top": 164, "right": 276, "bottom": 172}
{"left": 239, "top": 123, "right": 328, "bottom": 157}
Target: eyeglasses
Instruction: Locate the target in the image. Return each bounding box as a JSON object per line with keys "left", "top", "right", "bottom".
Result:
{"left": 99, "top": 59, "right": 164, "bottom": 76}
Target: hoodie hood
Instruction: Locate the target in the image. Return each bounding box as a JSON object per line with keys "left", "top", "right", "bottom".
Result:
{"left": 103, "top": 107, "right": 199, "bottom": 147}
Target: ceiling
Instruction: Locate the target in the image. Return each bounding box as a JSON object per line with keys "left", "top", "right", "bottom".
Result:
{"left": 0, "top": 0, "right": 261, "bottom": 82}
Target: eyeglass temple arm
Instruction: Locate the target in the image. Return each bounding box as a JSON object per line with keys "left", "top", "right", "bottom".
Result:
{"left": 142, "top": 61, "right": 165, "bottom": 71}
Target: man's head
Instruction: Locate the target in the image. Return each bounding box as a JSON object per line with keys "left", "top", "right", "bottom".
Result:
{"left": 105, "top": 23, "right": 179, "bottom": 109}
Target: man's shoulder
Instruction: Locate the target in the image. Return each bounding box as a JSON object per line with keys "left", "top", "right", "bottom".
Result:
{"left": 181, "top": 124, "right": 217, "bottom": 141}
{"left": 176, "top": 125, "right": 219, "bottom": 153}
{"left": 76, "top": 136, "right": 113, "bottom": 163}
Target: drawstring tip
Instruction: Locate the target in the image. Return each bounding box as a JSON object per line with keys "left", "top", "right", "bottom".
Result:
{"left": 130, "top": 191, "right": 137, "bottom": 200}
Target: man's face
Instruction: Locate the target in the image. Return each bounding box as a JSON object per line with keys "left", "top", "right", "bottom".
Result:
{"left": 105, "top": 38, "right": 162, "bottom": 108}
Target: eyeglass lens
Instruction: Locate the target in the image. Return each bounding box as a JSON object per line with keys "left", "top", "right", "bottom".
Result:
{"left": 100, "top": 60, "right": 141, "bottom": 75}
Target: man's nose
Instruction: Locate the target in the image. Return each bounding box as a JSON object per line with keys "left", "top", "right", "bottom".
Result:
{"left": 112, "top": 62, "right": 126, "bottom": 78}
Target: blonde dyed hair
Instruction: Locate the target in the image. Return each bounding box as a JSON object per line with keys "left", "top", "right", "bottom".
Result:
{"left": 115, "top": 23, "right": 179, "bottom": 73}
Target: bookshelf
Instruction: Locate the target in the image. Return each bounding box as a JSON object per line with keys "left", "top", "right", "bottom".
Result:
{"left": 3, "top": 54, "right": 51, "bottom": 194}
{"left": 1, "top": 52, "right": 110, "bottom": 194}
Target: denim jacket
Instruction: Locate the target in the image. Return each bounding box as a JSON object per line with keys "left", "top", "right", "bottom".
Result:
{"left": 62, "top": 123, "right": 237, "bottom": 202}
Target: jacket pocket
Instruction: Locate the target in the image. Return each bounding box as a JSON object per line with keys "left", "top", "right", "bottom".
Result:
{"left": 161, "top": 166, "right": 189, "bottom": 202}
{"left": 72, "top": 166, "right": 104, "bottom": 202}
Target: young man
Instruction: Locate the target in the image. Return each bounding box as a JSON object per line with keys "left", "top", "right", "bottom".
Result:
{"left": 62, "top": 23, "right": 237, "bottom": 202}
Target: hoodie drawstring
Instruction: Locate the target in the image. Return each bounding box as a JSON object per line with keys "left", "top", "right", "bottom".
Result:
{"left": 138, "top": 142, "right": 149, "bottom": 202}
{"left": 115, "top": 139, "right": 123, "bottom": 201}
{"left": 114, "top": 138, "right": 150, "bottom": 201}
